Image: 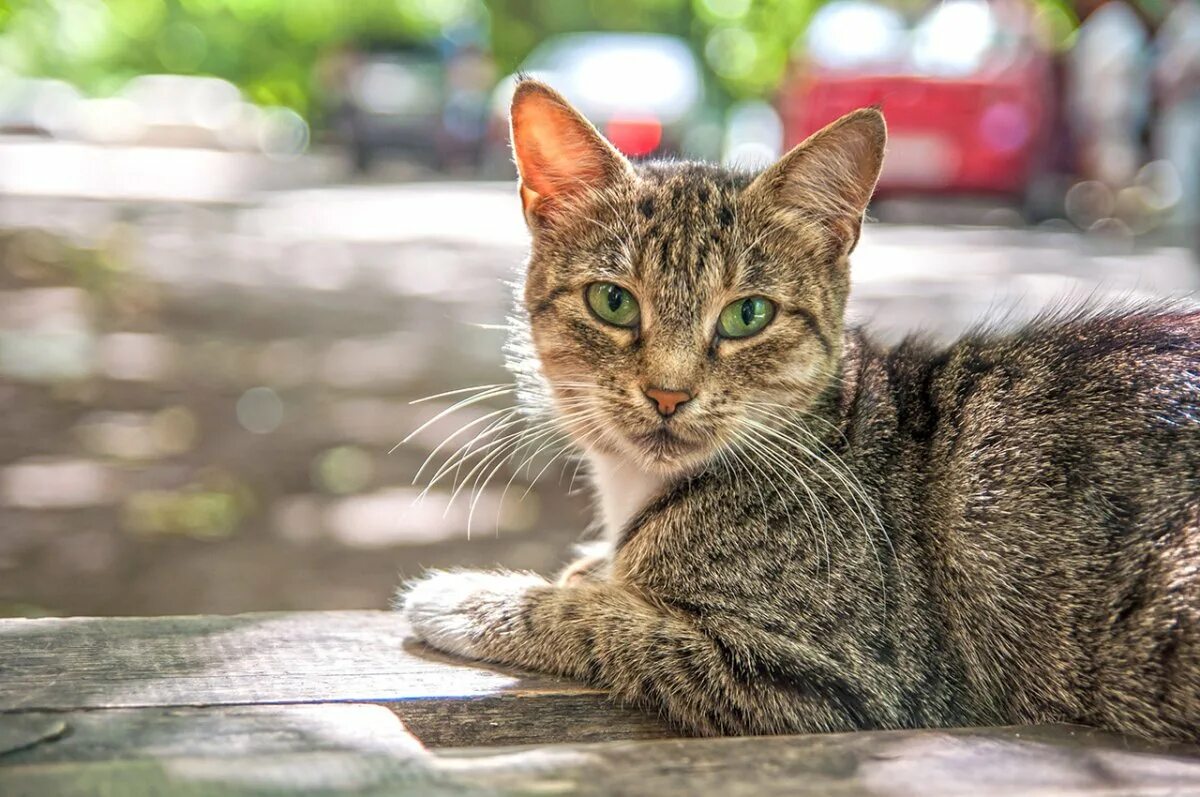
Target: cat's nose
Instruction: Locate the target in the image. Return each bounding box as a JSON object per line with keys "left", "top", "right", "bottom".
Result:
{"left": 643, "top": 387, "right": 693, "bottom": 417}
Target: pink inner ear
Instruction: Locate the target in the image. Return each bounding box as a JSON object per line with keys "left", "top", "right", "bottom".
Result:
{"left": 512, "top": 97, "right": 611, "bottom": 202}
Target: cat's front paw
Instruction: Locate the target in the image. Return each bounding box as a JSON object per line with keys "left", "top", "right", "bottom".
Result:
{"left": 396, "top": 569, "right": 547, "bottom": 660}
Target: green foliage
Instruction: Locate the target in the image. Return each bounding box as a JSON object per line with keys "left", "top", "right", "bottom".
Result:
{"left": 0, "top": 0, "right": 484, "bottom": 118}
{"left": 692, "top": 0, "right": 821, "bottom": 97}
{"left": 0, "top": 0, "right": 1089, "bottom": 118}
{"left": 486, "top": 0, "right": 692, "bottom": 78}
{"left": 487, "top": 0, "right": 803, "bottom": 99}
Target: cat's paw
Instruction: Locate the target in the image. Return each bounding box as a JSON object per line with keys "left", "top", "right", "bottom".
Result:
{"left": 396, "top": 569, "right": 547, "bottom": 660}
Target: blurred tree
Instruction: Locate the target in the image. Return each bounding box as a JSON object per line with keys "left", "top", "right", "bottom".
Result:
{"left": 486, "top": 0, "right": 1089, "bottom": 101}
{"left": 487, "top": 0, "right": 691, "bottom": 74}
{"left": 0, "top": 0, "right": 1101, "bottom": 118}
{"left": 0, "top": 0, "right": 485, "bottom": 118}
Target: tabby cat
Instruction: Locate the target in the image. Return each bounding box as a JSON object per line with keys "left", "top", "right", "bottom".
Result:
{"left": 399, "top": 79, "right": 1200, "bottom": 741}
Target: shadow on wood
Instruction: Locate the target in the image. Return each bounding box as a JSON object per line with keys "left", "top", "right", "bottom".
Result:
{"left": 0, "top": 611, "right": 670, "bottom": 747}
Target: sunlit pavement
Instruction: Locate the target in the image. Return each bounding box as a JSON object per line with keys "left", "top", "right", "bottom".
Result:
{"left": 0, "top": 168, "right": 1197, "bottom": 617}
{"left": 0, "top": 137, "right": 346, "bottom": 203}
{"left": 245, "top": 182, "right": 1200, "bottom": 339}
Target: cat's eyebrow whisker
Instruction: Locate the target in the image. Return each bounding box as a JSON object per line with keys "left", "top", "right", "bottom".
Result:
{"left": 588, "top": 182, "right": 637, "bottom": 241}
{"left": 577, "top": 213, "right": 630, "bottom": 248}
{"left": 732, "top": 224, "right": 775, "bottom": 284}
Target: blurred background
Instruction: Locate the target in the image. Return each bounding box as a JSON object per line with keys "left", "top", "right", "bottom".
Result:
{"left": 0, "top": 0, "right": 1197, "bottom": 617}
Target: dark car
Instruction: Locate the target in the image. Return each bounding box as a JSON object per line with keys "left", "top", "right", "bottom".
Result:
{"left": 330, "top": 41, "right": 492, "bottom": 174}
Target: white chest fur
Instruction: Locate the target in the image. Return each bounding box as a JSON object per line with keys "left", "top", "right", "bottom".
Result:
{"left": 587, "top": 452, "right": 666, "bottom": 541}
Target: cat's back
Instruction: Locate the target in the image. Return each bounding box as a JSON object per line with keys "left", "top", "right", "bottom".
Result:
{"left": 883, "top": 306, "right": 1200, "bottom": 461}
{"left": 860, "top": 307, "right": 1200, "bottom": 731}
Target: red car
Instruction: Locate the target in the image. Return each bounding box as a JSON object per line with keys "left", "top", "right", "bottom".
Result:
{"left": 780, "top": 0, "right": 1057, "bottom": 201}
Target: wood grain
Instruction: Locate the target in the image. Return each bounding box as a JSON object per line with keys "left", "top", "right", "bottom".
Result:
{"left": 0, "top": 611, "right": 670, "bottom": 746}
{"left": 2, "top": 705, "right": 1199, "bottom": 797}
{"left": 0, "top": 705, "right": 421, "bottom": 765}
{"left": 5, "top": 611, "right": 1200, "bottom": 796}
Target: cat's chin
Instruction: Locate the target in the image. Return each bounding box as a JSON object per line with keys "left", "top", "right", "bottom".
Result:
{"left": 605, "top": 429, "right": 715, "bottom": 478}
{"left": 633, "top": 426, "right": 701, "bottom": 456}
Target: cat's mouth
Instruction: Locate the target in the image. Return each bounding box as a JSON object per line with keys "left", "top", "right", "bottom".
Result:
{"left": 632, "top": 426, "right": 703, "bottom": 460}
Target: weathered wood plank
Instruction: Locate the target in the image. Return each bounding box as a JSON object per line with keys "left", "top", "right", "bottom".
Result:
{"left": 0, "top": 611, "right": 670, "bottom": 746}
{"left": 0, "top": 705, "right": 420, "bottom": 765}
{"left": 2, "top": 708, "right": 1199, "bottom": 797}
{"left": 0, "top": 715, "right": 68, "bottom": 758}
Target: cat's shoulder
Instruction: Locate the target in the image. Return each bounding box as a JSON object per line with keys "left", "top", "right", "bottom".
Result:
{"left": 844, "top": 302, "right": 1200, "bottom": 431}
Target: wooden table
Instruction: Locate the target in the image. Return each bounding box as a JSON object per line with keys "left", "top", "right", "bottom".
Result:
{"left": 2, "top": 611, "right": 1199, "bottom": 795}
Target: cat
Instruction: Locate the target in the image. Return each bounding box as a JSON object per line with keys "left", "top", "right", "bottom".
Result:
{"left": 398, "top": 78, "right": 1200, "bottom": 742}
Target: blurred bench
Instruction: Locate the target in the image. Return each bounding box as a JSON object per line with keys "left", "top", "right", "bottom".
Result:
{"left": 2, "top": 612, "right": 1200, "bottom": 795}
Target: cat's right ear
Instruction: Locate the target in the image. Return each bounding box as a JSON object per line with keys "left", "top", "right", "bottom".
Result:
{"left": 745, "top": 107, "right": 886, "bottom": 254}
{"left": 510, "top": 79, "right": 632, "bottom": 229}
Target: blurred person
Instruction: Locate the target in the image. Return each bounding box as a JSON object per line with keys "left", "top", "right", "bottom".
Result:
{"left": 1067, "top": 0, "right": 1152, "bottom": 186}
{"left": 1154, "top": 0, "right": 1200, "bottom": 253}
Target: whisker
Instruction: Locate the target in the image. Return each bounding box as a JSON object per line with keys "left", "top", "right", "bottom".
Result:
{"left": 394, "top": 385, "right": 515, "bottom": 452}
{"left": 411, "top": 405, "right": 522, "bottom": 485}
{"left": 741, "top": 412, "right": 894, "bottom": 603}
{"left": 408, "top": 382, "right": 512, "bottom": 405}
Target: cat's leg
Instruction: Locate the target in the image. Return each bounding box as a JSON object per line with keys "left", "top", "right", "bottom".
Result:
{"left": 398, "top": 569, "right": 885, "bottom": 736}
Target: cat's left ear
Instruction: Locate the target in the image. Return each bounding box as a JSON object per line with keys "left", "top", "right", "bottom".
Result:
{"left": 745, "top": 107, "right": 886, "bottom": 253}
{"left": 510, "top": 79, "right": 633, "bottom": 228}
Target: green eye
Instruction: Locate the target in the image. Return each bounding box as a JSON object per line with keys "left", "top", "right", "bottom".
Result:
{"left": 585, "top": 282, "right": 640, "bottom": 328}
{"left": 717, "top": 296, "right": 775, "bottom": 339}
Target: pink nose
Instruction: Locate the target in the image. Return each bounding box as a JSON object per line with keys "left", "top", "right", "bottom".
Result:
{"left": 644, "top": 387, "right": 693, "bottom": 417}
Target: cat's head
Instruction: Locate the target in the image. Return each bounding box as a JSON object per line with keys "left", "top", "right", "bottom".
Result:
{"left": 509, "top": 79, "right": 885, "bottom": 477}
